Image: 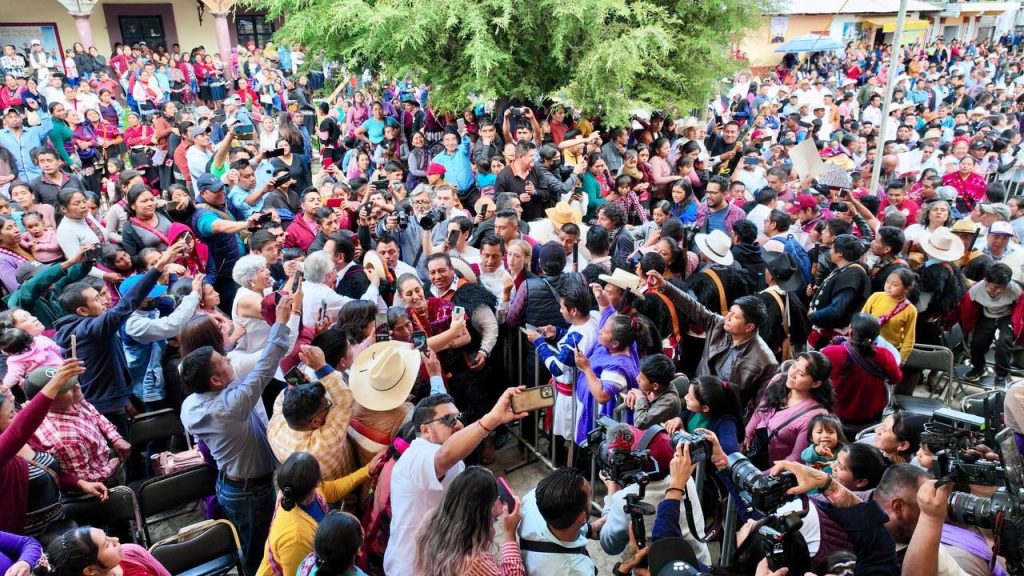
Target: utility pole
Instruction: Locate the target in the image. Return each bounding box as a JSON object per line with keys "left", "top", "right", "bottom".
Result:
{"left": 870, "top": 0, "right": 909, "bottom": 195}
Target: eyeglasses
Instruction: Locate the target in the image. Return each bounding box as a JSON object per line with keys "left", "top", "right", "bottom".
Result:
{"left": 316, "top": 398, "right": 333, "bottom": 419}
{"left": 423, "top": 412, "right": 463, "bottom": 428}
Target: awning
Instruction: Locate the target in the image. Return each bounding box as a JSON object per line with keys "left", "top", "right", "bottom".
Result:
{"left": 955, "top": 2, "right": 1018, "bottom": 14}
{"left": 862, "top": 17, "right": 931, "bottom": 32}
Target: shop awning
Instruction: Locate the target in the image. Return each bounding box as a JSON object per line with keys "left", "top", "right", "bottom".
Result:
{"left": 862, "top": 17, "right": 931, "bottom": 32}
{"left": 955, "top": 2, "right": 1019, "bottom": 14}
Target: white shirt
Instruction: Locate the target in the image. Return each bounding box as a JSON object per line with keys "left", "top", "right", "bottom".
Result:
{"left": 479, "top": 266, "right": 511, "bottom": 302}
{"left": 186, "top": 146, "right": 214, "bottom": 193}
{"left": 383, "top": 437, "right": 465, "bottom": 575}
{"left": 518, "top": 489, "right": 595, "bottom": 576}
{"left": 301, "top": 279, "right": 379, "bottom": 327}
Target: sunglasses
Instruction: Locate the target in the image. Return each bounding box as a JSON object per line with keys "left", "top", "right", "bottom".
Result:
{"left": 424, "top": 412, "right": 463, "bottom": 428}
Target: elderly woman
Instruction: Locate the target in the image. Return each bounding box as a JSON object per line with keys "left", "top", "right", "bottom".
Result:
{"left": 903, "top": 200, "right": 952, "bottom": 255}
{"left": 121, "top": 184, "right": 174, "bottom": 257}
{"left": 231, "top": 254, "right": 276, "bottom": 355}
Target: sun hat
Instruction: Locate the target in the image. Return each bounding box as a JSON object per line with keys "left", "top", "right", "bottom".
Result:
{"left": 951, "top": 219, "right": 979, "bottom": 235}
{"left": 598, "top": 268, "right": 645, "bottom": 296}
{"left": 349, "top": 342, "right": 421, "bottom": 411}
{"left": 694, "top": 229, "right": 734, "bottom": 266}
{"left": 920, "top": 227, "right": 966, "bottom": 262}
{"left": 450, "top": 256, "right": 478, "bottom": 284}
{"left": 545, "top": 201, "right": 583, "bottom": 228}
{"left": 362, "top": 250, "right": 388, "bottom": 278}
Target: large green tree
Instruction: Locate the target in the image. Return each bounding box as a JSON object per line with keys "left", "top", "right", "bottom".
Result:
{"left": 246, "top": 0, "right": 768, "bottom": 123}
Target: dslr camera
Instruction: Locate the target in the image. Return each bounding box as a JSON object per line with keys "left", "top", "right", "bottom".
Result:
{"left": 419, "top": 208, "right": 447, "bottom": 231}
{"left": 586, "top": 416, "right": 652, "bottom": 488}
{"left": 669, "top": 430, "right": 712, "bottom": 464}
{"left": 727, "top": 453, "right": 798, "bottom": 515}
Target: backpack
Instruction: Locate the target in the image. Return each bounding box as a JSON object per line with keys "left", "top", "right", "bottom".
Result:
{"left": 358, "top": 437, "right": 410, "bottom": 576}
{"left": 773, "top": 234, "right": 813, "bottom": 287}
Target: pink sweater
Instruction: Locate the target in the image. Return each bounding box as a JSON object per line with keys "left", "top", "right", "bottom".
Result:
{"left": 20, "top": 229, "right": 63, "bottom": 264}
{"left": 2, "top": 335, "right": 64, "bottom": 392}
{"left": 744, "top": 398, "right": 828, "bottom": 464}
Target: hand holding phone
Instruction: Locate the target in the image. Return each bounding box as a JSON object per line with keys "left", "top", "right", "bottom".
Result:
{"left": 291, "top": 270, "right": 304, "bottom": 294}
{"left": 411, "top": 330, "right": 428, "bottom": 352}
{"left": 70, "top": 334, "right": 77, "bottom": 359}
{"left": 375, "top": 311, "right": 391, "bottom": 342}
{"left": 497, "top": 477, "right": 516, "bottom": 513}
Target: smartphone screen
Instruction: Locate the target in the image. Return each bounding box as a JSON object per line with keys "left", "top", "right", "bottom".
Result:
{"left": 446, "top": 229, "right": 460, "bottom": 248}
{"left": 375, "top": 312, "right": 390, "bottom": 342}
{"left": 284, "top": 366, "right": 309, "bottom": 387}
{"left": 411, "top": 330, "right": 428, "bottom": 352}
{"left": 496, "top": 477, "right": 516, "bottom": 513}
{"left": 291, "top": 271, "right": 303, "bottom": 294}
{"left": 318, "top": 301, "right": 328, "bottom": 323}
{"left": 453, "top": 306, "right": 465, "bottom": 319}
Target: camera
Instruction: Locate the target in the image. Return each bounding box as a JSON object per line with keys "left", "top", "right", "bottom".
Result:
{"left": 922, "top": 407, "right": 1001, "bottom": 486}
{"left": 396, "top": 211, "right": 410, "bottom": 230}
{"left": 669, "top": 430, "right": 712, "bottom": 464}
{"left": 586, "top": 416, "right": 652, "bottom": 488}
{"left": 757, "top": 513, "right": 810, "bottom": 574}
{"left": 508, "top": 106, "right": 525, "bottom": 118}
{"left": 828, "top": 201, "right": 848, "bottom": 213}
{"left": 419, "top": 208, "right": 447, "bottom": 231}
{"left": 727, "top": 453, "right": 798, "bottom": 515}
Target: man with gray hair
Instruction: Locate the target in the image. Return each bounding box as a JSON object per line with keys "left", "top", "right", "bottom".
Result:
{"left": 378, "top": 183, "right": 448, "bottom": 276}
{"left": 300, "top": 250, "right": 381, "bottom": 326}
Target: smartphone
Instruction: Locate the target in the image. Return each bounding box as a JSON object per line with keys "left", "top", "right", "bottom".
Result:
{"left": 265, "top": 147, "right": 286, "bottom": 159}
{"left": 318, "top": 300, "right": 328, "bottom": 323}
{"left": 70, "top": 334, "right": 77, "bottom": 359}
{"left": 411, "top": 330, "right": 428, "bottom": 352}
{"left": 326, "top": 197, "right": 343, "bottom": 208}
{"left": 84, "top": 246, "right": 103, "bottom": 262}
{"left": 284, "top": 366, "right": 309, "bottom": 387}
{"left": 322, "top": 156, "right": 335, "bottom": 169}
{"left": 496, "top": 476, "right": 516, "bottom": 513}
{"left": 234, "top": 124, "right": 254, "bottom": 135}
{"left": 291, "top": 270, "right": 303, "bottom": 294}
{"left": 375, "top": 311, "right": 390, "bottom": 342}
{"left": 272, "top": 173, "right": 292, "bottom": 187}
{"left": 446, "top": 229, "right": 460, "bottom": 248}
{"left": 510, "top": 384, "right": 555, "bottom": 413}
{"left": 523, "top": 323, "right": 538, "bottom": 332}
{"left": 257, "top": 211, "right": 275, "bottom": 224}
{"left": 479, "top": 205, "right": 489, "bottom": 220}
{"left": 453, "top": 306, "right": 465, "bottom": 320}
{"left": 179, "top": 230, "right": 193, "bottom": 245}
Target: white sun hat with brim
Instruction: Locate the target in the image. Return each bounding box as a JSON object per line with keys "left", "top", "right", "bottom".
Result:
{"left": 349, "top": 341, "right": 422, "bottom": 411}
{"left": 694, "top": 229, "right": 735, "bottom": 266}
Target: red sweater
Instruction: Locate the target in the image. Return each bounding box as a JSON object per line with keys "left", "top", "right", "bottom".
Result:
{"left": 822, "top": 344, "right": 902, "bottom": 423}
{"left": 0, "top": 393, "right": 54, "bottom": 533}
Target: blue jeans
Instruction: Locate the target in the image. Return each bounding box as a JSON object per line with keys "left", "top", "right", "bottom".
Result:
{"left": 216, "top": 475, "right": 276, "bottom": 576}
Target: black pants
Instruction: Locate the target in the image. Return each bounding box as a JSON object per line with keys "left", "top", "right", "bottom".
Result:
{"left": 459, "top": 185, "right": 481, "bottom": 216}
{"left": 970, "top": 314, "right": 1014, "bottom": 376}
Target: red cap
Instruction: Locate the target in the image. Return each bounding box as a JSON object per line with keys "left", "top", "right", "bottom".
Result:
{"left": 426, "top": 162, "right": 446, "bottom": 176}
{"left": 750, "top": 130, "right": 767, "bottom": 141}
{"left": 787, "top": 194, "right": 819, "bottom": 214}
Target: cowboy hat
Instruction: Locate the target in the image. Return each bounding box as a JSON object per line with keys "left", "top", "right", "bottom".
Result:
{"left": 923, "top": 128, "right": 942, "bottom": 140}
{"left": 450, "top": 256, "right": 478, "bottom": 284}
{"left": 598, "top": 268, "right": 645, "bottom": 297}
{"left": 680, "top": 116, "right": 702, "bottom": 130}
{"left": 950, "top": 219, "right": 979, "bottom": 235}
{"left": 362, "top": 250, "right": 388, "bottom": 277}
{"left": 969, "top": 107, "right": 988, "bottom": 117}
{"left": 545, "top": 201, "right": 583, "bottom": 228}
{"left": 349, "top": 341, "right": 422, "bottom": 411}
{"left": 920, "top": 227, "right": 965, "bottom": 262}
{"left": 694, "top": 229, "right": 735, "bottom": 266}
{"left": 764, "top": 252, "right": 803, "bottom": 293}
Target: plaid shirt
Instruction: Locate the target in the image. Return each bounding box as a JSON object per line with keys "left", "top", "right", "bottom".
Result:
{"left": 268, "top": 367, "right": 358, "bottom": 480}
{"left": 29, "top": 400, "right": 123, "bottom": 483}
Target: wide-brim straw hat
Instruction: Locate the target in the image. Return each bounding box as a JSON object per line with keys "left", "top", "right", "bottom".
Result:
{"left": 349, "top": 341, "right": 422, "bottom": 411}
{"left": 694, "top": 229, "right": 735, "bottom": 266}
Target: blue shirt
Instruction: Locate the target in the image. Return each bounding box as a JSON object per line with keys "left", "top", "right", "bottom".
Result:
{"left": 706, "top": 206, "right": 728, "bottom": 233}
{"left": 0, "top": 111, "right": 53, "bottom": 181}
{"left": 228, "top": 184, "right": 264, "bottom": 219}
{"left": 181, "top": 322, "right": 292, "bottom": 479}
{"left": 360, "top": 116, "right": 398, "bottom": 145}
{"left": 432, "top": 135, "right": 473, "bottom": 192}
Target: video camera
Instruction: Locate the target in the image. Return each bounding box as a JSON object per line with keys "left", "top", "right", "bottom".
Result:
{"left": 922, "top": 408, "right": 1003, "bottom": 487}
{"left": 944, "top": 428, "right": 1024, "bottom": 576}
{"left": 586, "top": 416, "right": 653, "bottom": 489}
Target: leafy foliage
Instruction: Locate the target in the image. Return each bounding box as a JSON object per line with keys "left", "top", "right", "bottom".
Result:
{"left": 245, "top": 0, "right": 767, "bottom": 123}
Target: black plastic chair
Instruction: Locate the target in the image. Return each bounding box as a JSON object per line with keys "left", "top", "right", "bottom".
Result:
{"left": 149, "top": 519, "right": 243, "bottom": 576}
{"left": 61, "top": 486, "right": 145, "bottom": 545}
{"left": 130, "top": 408, "right": 185, "bottom": 450}
{"left": 137, "top": 464, "right": 217, "bottom": 545}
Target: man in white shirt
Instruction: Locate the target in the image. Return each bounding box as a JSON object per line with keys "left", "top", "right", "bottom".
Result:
{"left": 300, "top": 251, "right": 379, "bottom": 326}
{"left": 186, "top": 124, "right": 215, "bottom": 194}
{"left": 861, "top": 93, "right": 883, "bottom": 127}
{"left": 383, "top": 387, "right": 526, "bottom": 574}
{"left": 478, "top": 235, "right": 511, "bottom": 303}
{"left": 518, "top": 467, "right": 602, "bottom": 576}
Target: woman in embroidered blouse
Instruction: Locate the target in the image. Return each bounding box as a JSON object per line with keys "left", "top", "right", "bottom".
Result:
{"left": 123, "top": 112, "right": 155, "bottom": 149}
{"left": 581, "top": 152, "right": 612, "bottom": 222}
{"left": 86, "top": 108, "right": 125, "bottom": 162}
{"left": 413, "top": 466, "right": 525, "bottom": 576}
{"left": 47, "top": 102, "right": 76, "bottom": 168}
{"left": 257, "top": 452, "right": 374, "bottom": 576}
{"left": 0, "top": 217, "right": 34, "bottom": 293}
{"left": 943, "top": 155, "right": 987, "bottom": 213}
{"left": 396, "top": 274, "right": 471, "bottom": 352}
{"left": 121, "top": 185, "right": 173, "bottom": 257}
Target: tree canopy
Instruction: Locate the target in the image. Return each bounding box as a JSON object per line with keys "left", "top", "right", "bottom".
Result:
{"left": 245, "top": 0, "right": 768, "bottom": 123}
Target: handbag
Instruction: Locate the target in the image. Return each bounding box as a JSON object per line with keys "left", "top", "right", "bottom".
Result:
{"left": 744, "top": 405, "right": 819, "bottom": 470}
{"left": 151, "top": 434, "right": 206, "bottom": 476}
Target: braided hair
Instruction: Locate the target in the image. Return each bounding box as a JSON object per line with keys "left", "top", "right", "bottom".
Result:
{"left": 33, "top": 527, "right": 111, "bottom": 576}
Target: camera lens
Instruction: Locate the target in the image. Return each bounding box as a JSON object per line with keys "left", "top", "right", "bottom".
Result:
{"left": 948, "top": 491, "right": 995, "bottom": 529}
{"left": 727, "top": 453, "right": 764, "bottom": 491}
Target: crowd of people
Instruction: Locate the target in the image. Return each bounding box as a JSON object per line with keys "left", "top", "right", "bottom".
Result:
{"left": 0, "top": 30, "right": 1023, "bottom": 576}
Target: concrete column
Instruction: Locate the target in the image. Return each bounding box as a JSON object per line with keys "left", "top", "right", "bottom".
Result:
{"left": 71, "top": 14, "right": 94, "bottom": 48}
{"left": 212, "top": 11, "right": 233, "bottom": 80}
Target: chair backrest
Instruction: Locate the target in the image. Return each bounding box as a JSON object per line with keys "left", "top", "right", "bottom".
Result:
{"left": 961, "top": 390, "right": 1006, "bottom": 419}
{"left": 130, "top": 408, "right": 186, "bottom": 449}
{"left": 61, "top": 486, "right": 144, "bottom": 544}
{"left": 149, "top": 520, "right": 243, "bottom": 576}
{"left": 902, "top": 344, "right": 957, "bottom": 404}
{"left": 138, "top": 465, "right": 216, "bottom": 520}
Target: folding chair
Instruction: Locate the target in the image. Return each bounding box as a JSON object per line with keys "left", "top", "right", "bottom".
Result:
{"left": 901, "top": 343, "right": 958, "bottom": 408}
{"left": 137, "top": 464, "right": 217, "bottom": 545}
{"left": 149, "top": 519, "right": 243, "bottom": 576}
{"left": 961, "top": 390, "right": 1006, "bottom": 418}
{"left": 61, "top": 486, "right": 145, "bottom": 545}
{"left": 130, "top": 408, "right": 185, "bottom": 451}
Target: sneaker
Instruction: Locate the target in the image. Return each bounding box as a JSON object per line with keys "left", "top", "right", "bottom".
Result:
{"left": 962, "top": 369, "right": 985, "bottom": 382}
{"left": 994, "top": 375, "right": 1007, "bottom": 389}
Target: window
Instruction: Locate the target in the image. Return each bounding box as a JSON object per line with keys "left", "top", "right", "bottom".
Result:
{"left": 235, "top": 15, "right": 275, "bottom": 49}
{"left": 119, "top": 16, "right": 166, "bottom": 50}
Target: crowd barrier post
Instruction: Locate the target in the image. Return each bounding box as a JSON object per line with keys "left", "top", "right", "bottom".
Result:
{"left": 503, "top": 328, "right": 557, "bottom": 475}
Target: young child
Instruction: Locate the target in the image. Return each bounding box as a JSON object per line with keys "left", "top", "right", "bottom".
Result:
{"left": 474, "top": 156, "right": 496, "bottom": 199}
{"left": 666, "top": 374, "right": 744, "bottom": 455}
{"left": 0, "top": 308, "right": 64, "bottom": 398}
{"left": 19, "top": 211, "right": 63, "bottom": 264}
{"left": 962, "top": 263, "right": 1022, "bottom": 388}
{"left": 0, "top": 198, "right": 11, "bottom": 216}
{"left": 526, "top": 283, "right": 599, "bottom": 443}
{"left": 862, "top": 268, "right": 917, "bottom": 364}
{"left": 611, "top": 174, "right": 648, "bottom": 225}
{"left": 63, "top": 49, "right": 79, "bottom": 87}
{"left": 800, "top": 413, "right": 847, "bottom": 473}
{"left": 627, "top": 353, "right": 682, "bottom": 429}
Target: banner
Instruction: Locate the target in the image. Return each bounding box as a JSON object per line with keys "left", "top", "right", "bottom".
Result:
{"left": 0, "top": 24, "right": 62, "bottom": 60}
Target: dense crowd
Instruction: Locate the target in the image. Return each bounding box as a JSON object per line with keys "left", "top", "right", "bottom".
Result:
{"left": 0, "top": 30, "right": 1023, "bottom": 576}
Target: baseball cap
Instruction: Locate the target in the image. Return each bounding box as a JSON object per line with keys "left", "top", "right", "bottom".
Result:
{"left": 23, "top": 366, "right": 79, "bottom": 399}
{"left": 979, "top": 202, "right": 1011, "bottom": 221}
{"left": 989, "top": 221, "right": 1015, "bottom": 236}
{"left": 787, "top": 194, "right": 819, "bottom": 214}
{"left": 188, "top": 124, "right": 211, "bottom": 139}
{"left": 2, "top": 107, "right": 20, "bottom": 117}
{"left": 119, "top": 273, "right": 168, "bottom": 299}
{"left": 426, "top": 162, "right": 446, "bottom": 176}
{"left": 222, "top": 95, "right": 241, "bottom": 106}
{"left": 196, "top": 173, "right": 225, "bottom": 193}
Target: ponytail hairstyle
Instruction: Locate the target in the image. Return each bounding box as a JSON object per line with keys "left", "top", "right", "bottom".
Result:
{"left": 836, "top": 443, "right": 888, "bottom": 491}
{"left": 689, "top": 375, "right": 743, "bottom": 434}
{"left": 605, "top": 315, "right": 639, "bottom": 351}
{"left": 33, "top": 526, "right": 110, "bottom": 576}
{"left": 0, "top": 327, "right": 33, "bottom": 355}
{"left": 309, "top": 512, "right": 363, "bottom": 576}
{"left": 848, "top": 313, "right": 880, "bottom": 359}
{"left": 277, "top": 452, "right": 322, "bottom": 512}
{"left": 760, "top": 350, "right": 835, "bottom": 413}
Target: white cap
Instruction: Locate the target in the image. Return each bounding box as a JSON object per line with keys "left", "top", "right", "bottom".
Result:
{"left": 30, "top": 39, "right": 40, "bottom": 45}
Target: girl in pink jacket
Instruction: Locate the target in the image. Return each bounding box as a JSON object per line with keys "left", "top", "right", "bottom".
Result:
{"left": 0, "top": 308, "right": 64, "bottom": 397}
